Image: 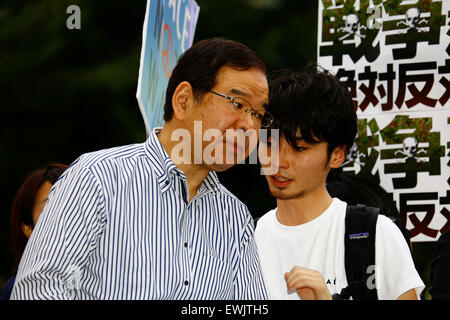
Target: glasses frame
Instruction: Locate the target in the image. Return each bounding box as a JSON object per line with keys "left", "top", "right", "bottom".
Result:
{"left": 208, "top": 90, "right": 274, "bottom": 128}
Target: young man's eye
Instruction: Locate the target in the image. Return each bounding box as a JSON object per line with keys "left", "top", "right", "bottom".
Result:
{"left": 294, "top": 146, "right": 306, "bottom": 152}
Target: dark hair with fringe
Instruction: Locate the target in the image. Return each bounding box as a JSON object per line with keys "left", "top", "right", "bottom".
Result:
{"left": 267, "top": 65, "right": 358, "bottom": 158}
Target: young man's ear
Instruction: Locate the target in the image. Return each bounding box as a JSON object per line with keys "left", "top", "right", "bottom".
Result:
{"left": 329, "top": 145, "right": 347, "bottom": 169}
{"left": 171, "top": 81, "right": 195, "bottom": 121}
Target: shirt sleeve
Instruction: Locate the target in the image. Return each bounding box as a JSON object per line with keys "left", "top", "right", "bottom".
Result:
{"left": 375, "top": 215, "right": 425, "bottom": 300}
{"left": 10, "top": 161, "right": 107, "bottom": 300}
{"left": 233, "top": 211, "right": 268, "bottom": 300}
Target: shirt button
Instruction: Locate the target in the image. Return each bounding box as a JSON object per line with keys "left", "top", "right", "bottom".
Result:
{"left": 184, "top": 280, "right": 189, "bottom": 286}
{"left": 184, "top": 242, "right": 188, "bottom": 248}
{"left": 164, "top": 180, "right": 169, "bottom": 185}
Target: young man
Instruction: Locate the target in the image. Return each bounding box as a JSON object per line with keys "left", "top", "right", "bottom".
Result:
{"left": 255, "top": 69, "right": 424, "bottom": 300}
{"left": 11, "top": 38, "right": 273, "bottom": 299}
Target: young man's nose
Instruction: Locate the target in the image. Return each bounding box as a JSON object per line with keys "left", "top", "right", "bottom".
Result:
{"left": 277, "top": 139, "right": 291, "bottom": 169}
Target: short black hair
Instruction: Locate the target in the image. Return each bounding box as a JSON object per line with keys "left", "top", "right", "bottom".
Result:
{"left": 267, "top": 66, "right": 357, "bottom": 157}
{"left": 164, "top": 37, "right": 266, "bottom": 121}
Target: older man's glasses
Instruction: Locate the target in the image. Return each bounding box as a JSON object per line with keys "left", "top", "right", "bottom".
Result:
{"left": 208, "top": 90, "right": 274, "bottom": 128}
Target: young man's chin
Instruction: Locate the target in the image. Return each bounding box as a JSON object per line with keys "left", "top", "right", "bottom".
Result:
{"left": 266, "top": 178, "right": 303, "bottom": 200}
{"left": 269, "top": 189, "right": 304, "bottom": 200}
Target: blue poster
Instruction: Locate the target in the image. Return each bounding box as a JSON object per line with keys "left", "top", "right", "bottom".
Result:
{"left": 137, "top": 0, "right": 200, "bottom": 135}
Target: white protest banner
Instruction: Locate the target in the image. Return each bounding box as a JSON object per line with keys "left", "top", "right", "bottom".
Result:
{"left": 137, "top": 0, "right": 200, "bottom": 135}
{"left": 317, "top": 0, "right": 449, "bottom": 241}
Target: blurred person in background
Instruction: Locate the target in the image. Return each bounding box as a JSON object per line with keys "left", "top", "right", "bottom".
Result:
{"left": 326, "top": 169, "right": 412, "bottom": 248}
{"left": 1, "top": 163, "right": 68, "bottom": 300}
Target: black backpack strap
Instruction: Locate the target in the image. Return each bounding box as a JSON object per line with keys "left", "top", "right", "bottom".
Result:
{"left": 333, "top": 204, "right": 379, "bottom": 300}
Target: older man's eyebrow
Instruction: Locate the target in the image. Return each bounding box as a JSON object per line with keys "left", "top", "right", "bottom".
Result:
{"left": 229, "top": 88, "right": 269, "bottom": 109}
{"left": 229, "top": 88, "right": 250, "bottom": 97}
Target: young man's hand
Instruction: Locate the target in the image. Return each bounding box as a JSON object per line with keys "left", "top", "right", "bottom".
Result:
{"left": 284, "top": 266, "right": 332, "bottom": 300}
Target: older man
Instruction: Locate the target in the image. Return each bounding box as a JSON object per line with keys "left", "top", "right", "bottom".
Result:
{"left": 12, "top": 38, "right": 273, "bottom": 300}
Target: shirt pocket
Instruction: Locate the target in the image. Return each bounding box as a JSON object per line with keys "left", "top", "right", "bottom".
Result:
{"left": 197, "top": 249, "right": 233, "bottom": 298}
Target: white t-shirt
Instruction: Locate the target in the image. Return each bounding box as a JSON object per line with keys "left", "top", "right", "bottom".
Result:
{"left": 255, "top": 198, "right": 425, "bottom": 300}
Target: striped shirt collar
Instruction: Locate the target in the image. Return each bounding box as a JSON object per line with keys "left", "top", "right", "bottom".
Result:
{"left": 144, "top": 127, "right": 221, "bottom": 194}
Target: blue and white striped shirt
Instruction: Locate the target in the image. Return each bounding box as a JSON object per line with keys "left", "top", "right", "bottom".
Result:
{"left": 11, "top": 128, "right": 267, "bottom": 300}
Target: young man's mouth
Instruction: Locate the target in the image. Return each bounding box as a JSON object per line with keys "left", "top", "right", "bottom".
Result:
{"left": 270, "top": 174, "right": 293, "bottom": 187}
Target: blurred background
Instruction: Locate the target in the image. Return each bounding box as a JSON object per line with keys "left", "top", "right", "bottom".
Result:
{"left": 0, "top": 0, "right": 436, "bottom": 298}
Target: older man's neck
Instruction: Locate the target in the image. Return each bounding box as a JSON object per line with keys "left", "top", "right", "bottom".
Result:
{"left": 158, "top": 125, "right": 210, "bottom": 202}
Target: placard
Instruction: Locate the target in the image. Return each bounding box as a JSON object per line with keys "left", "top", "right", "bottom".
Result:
{"left": 317, "top": 0, "right": 450, "bottom": 241}
{"left": 137, "top": 0, "right": 200, "bottom": 134}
